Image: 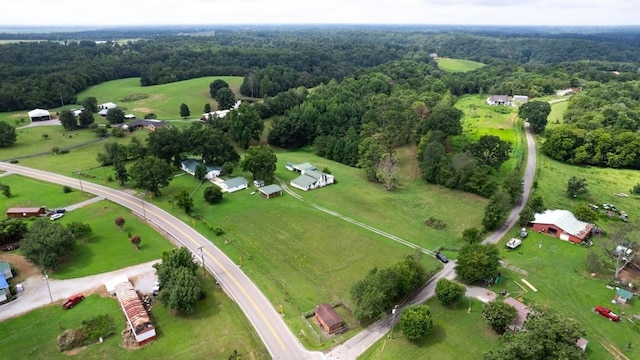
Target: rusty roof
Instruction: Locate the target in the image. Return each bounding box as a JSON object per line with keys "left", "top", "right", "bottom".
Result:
{"left": 114, "top": 281, "right": 155, "bottom": 339}
{"left": 6, "top": 207, "right": 46, "bottom": 213}
{"left": 315, "top": 303, "right": 344, "bottom": 328}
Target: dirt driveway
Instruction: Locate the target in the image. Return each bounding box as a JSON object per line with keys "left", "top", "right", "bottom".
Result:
{"left": 0, "top": 255, "right": 160, "bottom": 322}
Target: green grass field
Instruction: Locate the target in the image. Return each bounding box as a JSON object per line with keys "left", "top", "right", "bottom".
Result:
{"left": 360, "top": 298, "right": 499, "bottom": 359}
{"left": 76, "top": 76, "right": 244, "bottom": 120}
{"left": 1, "top": 174, "right": 89, "bottom": 210}
{"left": 0, "top": 278, "right": 268, "bottom": 360}
{"left": 547, "top": 99, "right": 570, "bottom": 127}
{"left": 436, "top": 58, "right": 485, "bottom": 73}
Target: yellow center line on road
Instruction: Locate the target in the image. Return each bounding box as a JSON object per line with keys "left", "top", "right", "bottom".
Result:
{"left": 12, "top": 167, "right": 288, "bottom": 350}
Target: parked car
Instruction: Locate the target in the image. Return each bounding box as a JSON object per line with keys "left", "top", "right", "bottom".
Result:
{"left": 435, "top": 251, "right": 449, "bottom": 264}
{"left": 589, "top": 204, "right": 599, "bottom": 211}
{"left": 520, "top": 228, "right": 528, "bottom": 238}
{"left": 49, "top": 213, "right": 64, "bottom": 221}
{"left": 63, "top": 294, "right": 85, "bottom": 309}
{"left": 593, "top": 305, "right": 620, "bottom": 322}
{"left": 506, "top": 238, "right": 522, "bottom": 249}
{"left": 53, "top": 208, "right": 66, "bottom": 214}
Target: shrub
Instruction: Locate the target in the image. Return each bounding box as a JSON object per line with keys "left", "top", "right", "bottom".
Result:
{"left": 59, "top": 149, "right": 70, "bottom": 154}
{"left": 63, "top": 186, "right": 72, "bottom": 193}
{"left": 51, "top": 146, "right": 60, "bottom": 154}
{"left": 144, "top": 113, "right": 157, "bottom": 119}
{"left": 632, "top": 183, "right": 640, "bottom": 195}
{"left": 204, "top": 186, "right": 223, "bottom": 204}
{"left": 111, "top": 128, "right": 125, "bottom": 137}
{"left": 88, "top": 123, "right": 99, "bottom": 129}
{"left": 57, "top": 314, "right": 115, "bottom": 351}
{"left": 42, "top": 133, "right": 49, "bottom": 140}
{"left": 9, "top": 159, "right": 18, "bottom": 164}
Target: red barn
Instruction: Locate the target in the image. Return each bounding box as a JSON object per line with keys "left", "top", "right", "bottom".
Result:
{"left": 314, "top": 303, "right": 345, "bottom": 334}
{"left": 531, "top": 210, "right": 593, "bottom": 244}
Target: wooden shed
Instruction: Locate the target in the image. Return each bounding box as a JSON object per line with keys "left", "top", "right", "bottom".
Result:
{"left": 314, "top": 303, "right": 344, "bottom": 334}
{"left": 5, "top": 207, "right": 46, "bottom": 218}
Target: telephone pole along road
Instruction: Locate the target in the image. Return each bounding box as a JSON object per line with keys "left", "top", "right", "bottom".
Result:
{"left": 0, "top": 163, "right": 324, "bottom": 360}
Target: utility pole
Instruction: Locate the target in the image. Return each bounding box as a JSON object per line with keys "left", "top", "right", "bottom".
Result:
{"left": 389, "top": 304, "right": 398, "bottom": 339}
{"left": 43, "top": 270, "right": 53, "bottom": 303}
{"left": 198, "top": 246, "right": 205, "bottom": 274}
{"left": 76, "top": 169, "right": 84, "bottom": 194}
{"left": 141, "top": 198, "right": 147, "bottom": 223}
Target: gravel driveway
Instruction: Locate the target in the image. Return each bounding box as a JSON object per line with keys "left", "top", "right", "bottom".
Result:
{"left": 0, "top": 260, "right": 160, "bottom": 322}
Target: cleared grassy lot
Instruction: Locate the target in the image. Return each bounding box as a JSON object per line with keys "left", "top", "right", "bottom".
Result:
{"left": 76, "top": 76, "right": 244, "bottom": 119}
{"left": 436, "top": 58, "right": 485, "bottom": 73}
{"left": 0, "top": 278, "right": 268, "bottom": 359}
{"left": 1, "top": 174, "right": 89, "bottom": 210}
{"left": 360, "top": 298, "right": 499, "bottom": 359}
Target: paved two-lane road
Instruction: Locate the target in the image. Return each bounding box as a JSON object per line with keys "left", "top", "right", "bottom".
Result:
{"left": 0, "top": 163, "right": 324, "bottom": 360}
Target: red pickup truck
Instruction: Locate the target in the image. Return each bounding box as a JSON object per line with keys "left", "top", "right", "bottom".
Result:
{"left": 593, "top": 305, "right": 620, "bottom": 322}
{"left": 63, "top": 294, "right": 84, "bottom": 309}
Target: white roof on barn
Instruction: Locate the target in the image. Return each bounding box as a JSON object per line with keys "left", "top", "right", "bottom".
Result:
{"left": 531, "top": 210, "right": 593, "bottom": 238}
{"left": 100, "top": 102, "right": 117, "bottom": 108}
{"left": 27, "top": 108, "right": 50, "bottom": 117}
{"left": 104, "top": 275, "right": 129, "bottom": 294}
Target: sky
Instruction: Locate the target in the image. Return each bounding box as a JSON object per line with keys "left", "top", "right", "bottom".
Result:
{"left": 2, "top": 0, "right": 639, "bottom": 27}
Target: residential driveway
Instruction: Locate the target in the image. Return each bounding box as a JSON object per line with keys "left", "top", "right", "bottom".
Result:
{"left": 0, "top": 260, "right": 160, "bottom": 322}
{"left": 17, "top": 119, "right": 61, "bottom": 129}
{"left": 466, "top": 286, "right": 497, "bottom": 303}
{"left": 64, "top": 196, "right": 105, "bottom": 211}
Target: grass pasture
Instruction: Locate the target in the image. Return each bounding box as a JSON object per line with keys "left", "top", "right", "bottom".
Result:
{"left": 76, "top": 76, "right": 244, "bottom": 120}
{"left": 436, "top": 58, "right": 485, "bottom": 73}
{"left": 1, "top": 174, "right": 89, "bottom": 210}
{"left": 498, "top": 231, "right": 640, "bottom": 359}
{"left": 547, "top": 99, "right": 570, "bottom": 127}
{"left": 360, "top": 298, "right": 499, "bottom": 359}
{"left": 0, "top": 279, "right": 268, "bottom": 360}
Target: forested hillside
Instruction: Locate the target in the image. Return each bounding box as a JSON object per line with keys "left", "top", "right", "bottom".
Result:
{"left": 2, "top": 27, "right": 640, "bottom": 112}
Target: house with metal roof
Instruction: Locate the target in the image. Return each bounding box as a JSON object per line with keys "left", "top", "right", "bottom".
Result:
{"left": 180, "top": 158, "right": 221, "bottom": 180}
{"left": 0, "top": 261, "right": 13, "bottom": 280}
{"left": 5, "top": 206, "right": 46, "bottom": 218}
{"left": 122, "top": 119, "right": 166, "bottom": 132}
{"left": 290, "top": 169, "right": 335, "bottom": 191}
{"left": 531, "top": 209, "right": 594, "bottom": 243}
{"left": 98, "top": 102, "right": 117, "bottom": 110}
{"left": 487, "top": 95, "right": 511, "bottom": 106}
{"left": 220, "top": 177, "right": 248, "bottom": 193}
{"left": 259, "top": 184, "right": 283, "bottom": 199}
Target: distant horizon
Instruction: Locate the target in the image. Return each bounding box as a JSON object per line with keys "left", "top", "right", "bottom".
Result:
{"left": 2, "top": 0, "right": 639, "bottom": 28}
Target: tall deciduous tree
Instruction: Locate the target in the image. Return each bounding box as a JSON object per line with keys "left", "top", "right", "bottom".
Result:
{"left": 174, "top": 190, "right": 194, "bottom": 214}
{"left": 455, "top": 243, "right": 501, "bottom": 284}
{"left": 80, "top": 96, "right": 98, "bottom": 113}
{"left": 209, "top": 80, "right": 229, "bottom": 99}
{"left": 129, "top": 156, "right": 174, "bottom": 196}
{"left": 59, "top": 109, "right": 77, "bottom": 130}
{"left": 153, "top": 247, "right": 202, "bottom": 314}
{"left": 482, "top": 299, "right": 518, "bottom": 333}
{"left": 401, "top": 304, "right": 434, "bottom": 341}
{"left": 106, "top": 108, "right": 125, "bottom": 124}
{"left": 435, "top": 278, "right": 466, "bottom": 306}
{"left": 113, "top": 158, "right": 128, "bottom": 186}
{"left": 179, "top": 103, "right": 190, "bottom": 119}
{"left": 147, "top": 127, "right": 184, "bottom": 166}
{"left": 227, "top": 104, "right": 264, "bottom": 149}
{"left": 203, "top": 103, "right": 211, "bottom": 113}
{"left": 241, "top": 145, "right": 277, "bottom": 183}
{"left": 22, "top": 219, "right": 75, "bottom": 270}
{"left": 216, "top": 87, "right": 236, "bottom": 110}
{"left": 204, "top": 186, "right": 223, "bottom": 204}
{"left": 0, "top": 121, "right": 17, "bottom": 147}
{"left": 78, "top": 110, "right": 95, "bottom": 128}
{"left": 518, "top": 100, "right": 551, "bottom": 133}
{"left": 418, "top": 105, "right": 463, "bottom": 138}
{"left": 483, "top": 308, "right": 586, "bottom": 360}
{"left": 482, "top": 190, "right": 510, "bottom": 231}
{"left": 466, "top": 135, "right": 512, "bottom": 169}
{"left": 501, "top": 172, "right": 523, "bottom": 205}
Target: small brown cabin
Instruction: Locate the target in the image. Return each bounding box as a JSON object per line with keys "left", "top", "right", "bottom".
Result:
{"left": 314, "top": 303, "right": 345, "bottom": 334}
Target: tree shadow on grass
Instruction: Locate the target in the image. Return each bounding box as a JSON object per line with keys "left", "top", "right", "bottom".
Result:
{"left": 403, "top": 323, "right": 448, "bottom": 348}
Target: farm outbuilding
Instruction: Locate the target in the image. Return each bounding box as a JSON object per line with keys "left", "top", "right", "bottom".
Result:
{"left": 530, "top": 209, "right": 594, "bottom": 244}
{"left": 27, "top": 108, "right": 51, "bottom": 121}
{"left": 487, "top": 95, "right": 511, "bottom": 106}
{"left": 5, "top": 206, "right": 46, "bottom": 218}
{"left": 504, "top": 297, "right": 532, "bottom": 333}
{"left": 615, "top": 288, "right": 633, "bottom": 304}
{"left": 122, "top": 119, "right": 166, "bottom": 132}
{"left": 314, "top": 303, "right": 344, "bottom": 334}
{"left": 113, "top": 281, "right": 156, "bottom": 345}
{"left": 0, "top": 261, "right": 13, "bottom": 280}
{"left": 259, "top": 184, "right": 283, "bottom": 199}
{"left": 98, "top": 102, "right": 117, "bottom": 110}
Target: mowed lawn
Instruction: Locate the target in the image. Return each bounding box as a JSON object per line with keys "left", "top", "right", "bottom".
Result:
{"left": 436, "top": 58, "right": 485, "bottom": 73}
{"left": 146, "top": 173, "right": 442, "bottom": 347}
{"left": 0, "top": 279, "right": 268, "bottom": 360}
{"left": 1, "top": 174, "right": 89, "bottom": 210}
{"left": 497, "top": 231, "right": 640, "bottom": 359}
{"left": 360, "top": 299, "right": 499, "bottom": 359}
{"left": 76, "top": 76, "right": 244, "bottom": 120}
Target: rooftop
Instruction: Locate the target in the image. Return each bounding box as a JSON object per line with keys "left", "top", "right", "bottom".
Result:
{"left": 224, "top": 176, "right": 248, "bottom": 188}
{"left": 259, "top": 184, "right": 283, "bottom": 195}
{"left": 532, "top": 210, "right": 593, "bottom": 238}
{"left": 315, "top": 303, "right": 344, "bottom": 328}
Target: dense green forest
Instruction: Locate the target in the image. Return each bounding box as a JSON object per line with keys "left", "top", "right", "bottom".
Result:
{"left": 2, "top": 27, "right": 640, "bottom": 111}
{"left": 2, "top": 26, "right": 640, "bottom": 183}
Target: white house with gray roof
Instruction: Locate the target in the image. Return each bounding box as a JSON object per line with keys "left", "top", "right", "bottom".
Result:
{"left": 220, "top": 176, "right": 248, "bottom": 193}
{"left": 180, "top": 158, "right": 221, "bottom": 180}
{"left": 291, "top": 169, "right": 335, "bottom": 191}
